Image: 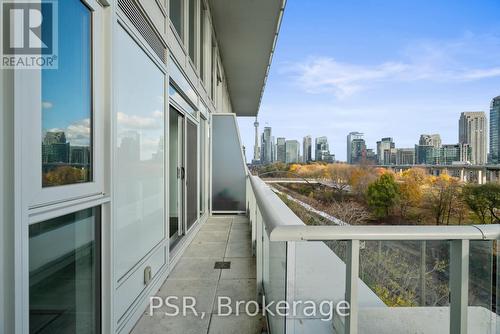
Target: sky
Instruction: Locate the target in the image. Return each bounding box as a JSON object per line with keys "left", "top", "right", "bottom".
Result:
{"left": 42, "top": 0, "right": 91, "bottom": 147}
{"left": 237, "top": 0, "right": 500, "bottom": 162}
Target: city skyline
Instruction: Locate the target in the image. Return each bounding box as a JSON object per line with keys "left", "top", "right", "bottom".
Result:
{"left": 238, "top": 0, "right": 500, "bottom": 162}
{"left": 250, "top": 107, "right": 495, "bottom": 165}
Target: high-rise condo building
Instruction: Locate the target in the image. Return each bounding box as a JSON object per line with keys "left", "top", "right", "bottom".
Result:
{"left": 490, "top": 96, "right": 500, "bottom": 164}
{"left": 376, "top": 137, "right": 395, "bottom": 165}
{"left": 303, "top": 135, "right": 312, "bottom": 162}
{"left": 350, "top": 138, "right": 367, "bottom": 164}
{"left": 285, "top": 140, "right": 300, "bottom": 163}
{"left": 260, "top": 126, "right": 273, "bottom": 164}
{"left": 276, "top": 137, "right": 286, "bottom": 162}
{"left": 347, "top": 132, "right": 364, "bottom": 164}
{"left": 459, "top": 112, "right": 487, "bottom": 165}
{"left": 315, "top": 136, "right": 330, "bottom": 161}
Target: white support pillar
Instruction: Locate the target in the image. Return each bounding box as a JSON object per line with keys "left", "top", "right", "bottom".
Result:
{"left": 478, "top": 170, "right": 483, "bottom": 185}
{"left": 346, "top": 240, "right": 360, "bottom": 334}
{"left": 460, "top": 169, "right": 465, "bottom": 182}
{"left": 450, "top": 239, "right": 469, "bottom": 334}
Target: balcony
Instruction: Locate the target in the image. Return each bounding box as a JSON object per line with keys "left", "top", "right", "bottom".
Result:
{"left": 247, "top": 174, "right": 499, "bottom": 334}
{"left": 130, "top": 174, "right": 498, "bottom": 334}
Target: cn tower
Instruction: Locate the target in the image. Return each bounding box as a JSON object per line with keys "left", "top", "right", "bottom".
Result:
{"left": 253, "top": 117, "right": 260, "bottom": 161}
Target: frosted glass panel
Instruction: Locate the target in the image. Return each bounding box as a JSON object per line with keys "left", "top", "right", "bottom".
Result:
{"left": 212, "top": 114, "right": 246, "bottom": 211}
{"left": 186, "top": 119, "right": 198, "bottom": 230}
{"left": 115, "top": 25, "right": 165, "bottom": 279}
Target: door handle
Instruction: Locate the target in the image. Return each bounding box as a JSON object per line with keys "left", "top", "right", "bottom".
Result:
{"left": 181, "top": 167, "right": 185, "bottom": 180}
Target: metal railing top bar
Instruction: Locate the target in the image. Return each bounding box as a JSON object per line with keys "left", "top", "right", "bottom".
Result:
{"left": 248, "top": 175, "right": 500, "bottom": 242}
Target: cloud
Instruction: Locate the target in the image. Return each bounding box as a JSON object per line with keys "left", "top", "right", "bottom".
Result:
{"left": 117, "top": 112, "right": 162, "bottom": 130}
{"left": 44, "top": 118, "right": 91, "bottom": 146}
{"left": 42, "top": 101, "right": 53, "bottom": 109}
{"left": 66, "top": 118, "right": 91, "bottom": 146}
{"left": 284, "top": 34, "right": 500, "bottom": 98}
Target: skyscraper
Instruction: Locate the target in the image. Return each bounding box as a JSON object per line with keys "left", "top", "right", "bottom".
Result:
{"left": 347, "top": 132, "right": 364, "bottom": 164}
{"left": 376, "top": 137, "right": 395, "bottom": 165}
{"left": 490, "top": 96, "right": 500, "bottom": 164}
{"left": 285, "top": 140, "right": 300, "bottom": 163}
{"left": 350, "top": 138, "right": 367, "bottom": 164}
{"left": 260, "top": 126, "right": 273, "bottom": 164}
{"left": 315, "top": 136, "right": 329, "bottom": 161}
{"left": 302, "top": 135, "right": 312, "bottom": 163}
{"left": 276, "top": 137, "right": 286, "bottom": 162}
{"left": 459, "top": 112, "right": 487, "bottom": 165}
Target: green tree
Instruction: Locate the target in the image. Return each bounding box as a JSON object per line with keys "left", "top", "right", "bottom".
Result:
{"left": 463, "top": 184, "right": 500, "bottom": 224}
{"left": 367, "top": 173, "right": 399, "bottom": 218}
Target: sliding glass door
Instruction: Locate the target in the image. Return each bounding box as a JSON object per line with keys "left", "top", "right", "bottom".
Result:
{"left": 169, "top": 107, "right": 185, "bottom": 249}
{"left": 168, "top": 106, "right": 199, "bottom": 250}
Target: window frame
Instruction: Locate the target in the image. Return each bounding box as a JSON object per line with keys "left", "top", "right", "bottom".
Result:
{"left": 19, "top": 0, "right": 105, "bottom": 209}
{"left": 13, "top": 2, "right": 106, "bottom": 332}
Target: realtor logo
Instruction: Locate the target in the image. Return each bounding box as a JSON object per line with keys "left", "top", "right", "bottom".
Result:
{"left": 1, "top": 0, "right": 58, "bottom": 69}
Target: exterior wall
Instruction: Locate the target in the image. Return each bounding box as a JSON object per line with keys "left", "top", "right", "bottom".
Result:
{"left": 3, "top": 0, "right": 234, "bottom": 333}
{"left": 1, "top": 65, "right": 15, "bottom": 334}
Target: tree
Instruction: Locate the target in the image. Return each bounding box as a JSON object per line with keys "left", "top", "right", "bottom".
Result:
{"left": 349, "top": 166, "right": 378, "bottom": 198}
{"left": 397, "top": 168, "right": 426, "bottom": 218}
{"left": 424, "top": 174, "right": 462, "bottom": 225}
{"left": 463, "top": 184, "right": 500, "bottom": 224}
{"left": 326, "top": 201, "right": 371, "bottom": 225}
{"left": 367, "top": 173, "right": 399, "bottom": 218}
{"left": 322, "top": 164, "right": 352, "bottom": 201}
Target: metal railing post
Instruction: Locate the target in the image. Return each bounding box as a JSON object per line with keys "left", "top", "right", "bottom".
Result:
{"left": 346, "top": 240, "right": 360, "bottom": 334}
{"left": 450, "top": 239, "right": 469, "bottom": 334}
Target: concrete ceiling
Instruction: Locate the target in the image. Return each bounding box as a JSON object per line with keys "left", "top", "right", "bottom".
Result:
{"left": 209, "top": 0, "right": 285, "bottom": 117}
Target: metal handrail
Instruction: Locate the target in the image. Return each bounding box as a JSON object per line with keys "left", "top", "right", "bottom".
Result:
{"left": 249, "top": 174, "right": 500, "bottom": 242}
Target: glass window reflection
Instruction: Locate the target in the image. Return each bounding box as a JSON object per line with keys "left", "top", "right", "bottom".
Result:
{"left": 42, "top": 0, "right": 92, "bottom": 187}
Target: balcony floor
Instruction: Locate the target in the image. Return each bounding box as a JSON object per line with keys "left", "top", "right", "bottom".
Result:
{"left": 131, "top": 216, "right": 264, "bottom": 334}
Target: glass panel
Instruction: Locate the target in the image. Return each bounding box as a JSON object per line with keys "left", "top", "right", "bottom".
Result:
{"left": 293, "top": 241, "right": 348, "bottom": 332}
{"left": 211, "top": 115, "right": 246, "bottom": 211}
{"left": 188, "top": 0, "right": 196, "bottom": 62}
{"left": 42, "top": 0, "right": 92, "bottom": 187}
{"left": 168, "top": 84, "right": 196, "bottom": 117}
{"left": 468, "top": 240, "right": 496, "bottom": 334}
{"left": 186, "top": 119, "right": 198, "bottom": 230}
{"left": 29, "top": 207, "right": 100, "bottom": 334}
{"left": 358, "top": 240, "right": 451, "bottom": 334}
{"left": 169, "top": 108, "right": 182, "bottom": 245}
{"left": 115, "top": 24, "right": 165, "bottom": 279}
{"left": 262, "top": 233, "right": 286, "bottom": 334}
{"left": 199, "top": 6, "right": 205, "bottom": 81}
{"left": 199, "top": 118, "right": 206, "bottom": 215}
{"left": 170, "top": 0, "right": 183, "bottom": 39}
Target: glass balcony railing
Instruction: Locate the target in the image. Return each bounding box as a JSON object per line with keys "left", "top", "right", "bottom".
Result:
{"left": 246, "top": 174, "right": 499, "bottom": 334}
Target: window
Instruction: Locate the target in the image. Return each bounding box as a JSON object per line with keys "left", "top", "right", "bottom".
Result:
{"left": 29, "top": 207, "right": 101, "bottom": 334}
{"left": 199, "top": 3, "right": 205, "bottom": 82}
{"left": 199, "top": 117, "right": 206, "bottom": 215}
{"left": 114, "top": 24, "right": 165, "bottom": 279}
{"left": 188, "top": 0, "right": 196, "bottom": 63}
{"left": 42, "top": 0, "right": 92, "bottom": 187}
{"left": 211, "top": 44, "right": 216, "bottom": 100}
{"left": 170, "top": 0, "right": 183, "bottom": 40}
